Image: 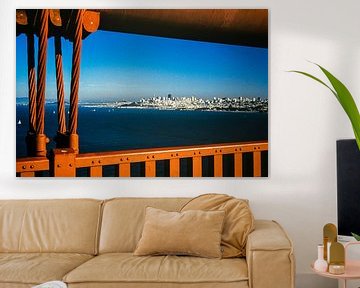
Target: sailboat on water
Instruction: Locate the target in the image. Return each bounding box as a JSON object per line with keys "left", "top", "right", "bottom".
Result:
{"left": 17, "top": 119, "right": 22, "bottom": 125}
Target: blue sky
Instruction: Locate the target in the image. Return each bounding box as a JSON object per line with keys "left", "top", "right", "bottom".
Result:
{"left": 16, "top": 31, "right": 268, "bottom": 102}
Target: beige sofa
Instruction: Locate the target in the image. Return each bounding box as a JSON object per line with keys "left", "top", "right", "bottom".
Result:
{"left": 0, "top": 198, "right": 295, "bottom": 288}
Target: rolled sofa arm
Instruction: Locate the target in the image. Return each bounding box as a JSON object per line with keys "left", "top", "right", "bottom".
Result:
{"left": 246, "top": 220, "right": 295, "bottom": 288}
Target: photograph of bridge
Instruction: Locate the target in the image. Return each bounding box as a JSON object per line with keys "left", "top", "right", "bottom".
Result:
{"left": 16, "top": 9, "right": 268, "bottom": 177}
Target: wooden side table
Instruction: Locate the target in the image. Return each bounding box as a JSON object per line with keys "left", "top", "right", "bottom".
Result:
{"left": 311, "top": 242, "right": 360, "bottom": 288}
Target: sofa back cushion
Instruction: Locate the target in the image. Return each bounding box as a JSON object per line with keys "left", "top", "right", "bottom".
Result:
{"left": 181, "top": 194, "right": 254, "bottom": 258}
{"left": 0, "top": 199, "right": 102, "bottom": 254}
{"left": 99, "top": 198, "right": 189, "bottom": 253}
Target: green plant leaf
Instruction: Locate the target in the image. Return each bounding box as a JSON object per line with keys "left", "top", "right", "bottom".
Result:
{"left": 316, "top": 64, "right": 360, "bottom": 122}
{"left": 289, "top": 64, "right": 360, "bottom": 150}
{"left": 351, "top": 232, "right": 360, "bottom": 241}
{"left": 316, "top": 64, "right": 360, "bottom": 150}
{"left": 353, "top": 127, "right": 360, "bottom": 150}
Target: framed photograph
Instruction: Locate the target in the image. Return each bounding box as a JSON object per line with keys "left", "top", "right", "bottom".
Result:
{"left": 16, "top": 9, "right": 268, "bottom": 177}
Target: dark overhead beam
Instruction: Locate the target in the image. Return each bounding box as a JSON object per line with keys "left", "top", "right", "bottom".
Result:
{"left": 16, "top": 9, "right": 268, "bottom": 48}
{"left": 97, "top": 9, "right": 268, "bottom": 48}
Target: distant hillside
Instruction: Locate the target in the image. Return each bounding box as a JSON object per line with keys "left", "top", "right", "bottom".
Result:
{"left": 16, "top": 97, "right": 68, "bottom": 105}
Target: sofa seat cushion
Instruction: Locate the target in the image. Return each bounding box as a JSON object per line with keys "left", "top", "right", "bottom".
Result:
{"left": 64, "top": 253, "right": 248, "bottom": 286}
{"left": 0, "top": 253, "right": 93, "bottom": 285}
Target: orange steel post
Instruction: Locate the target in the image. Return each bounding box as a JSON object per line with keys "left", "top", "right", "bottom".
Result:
{"left": 253, "top": 151, "right": 261, "bottom": 177}
{"left": 170, "top": 158, "right": 180, "bottom": 177}
{"left": 234, "top": 153, "right": 243, "bottom": 177}
{"left": 90, "top": 166, "right": 102, "bottom": 177}
{"left": 35, "top": 9, "right": 49, "bottom": 157}
{"left": 214, "top": 154, "right": 223, "bottom": 177}
{"left": 69, "top": 10, "right": 84, "bottom": 154}
{"left": 52, "top": 148, "right": 76, "bottom": 177}
{"left": 54, "top": 35, "right": 67, "bottom": 147}
{"left": 25, "top": 32, "right": 37, "bottom": 156}
{"left": 192, "top": 156, "right": 202, "bottom": 177}
{"left": 118, "top": 163, "right": 130, "bottom": 177}
{"left": 145, "top": 161, "right": 156, "bottom": 177}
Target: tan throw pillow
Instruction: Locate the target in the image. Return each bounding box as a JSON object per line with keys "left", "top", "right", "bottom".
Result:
{"left": 181, "top": 194, "right": 254, "bottom": 258}
{"left": 134, "top": 207, "right": 225, "bottom": 258}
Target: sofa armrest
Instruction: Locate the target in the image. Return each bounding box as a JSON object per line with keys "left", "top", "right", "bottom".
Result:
{"left": 246, "top": 220, "right": 295, "bottom": 288}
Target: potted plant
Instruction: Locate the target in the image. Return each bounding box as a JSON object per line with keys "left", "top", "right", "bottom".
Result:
{"left": 291, "top": 63, "right": 360, "bottom": 241}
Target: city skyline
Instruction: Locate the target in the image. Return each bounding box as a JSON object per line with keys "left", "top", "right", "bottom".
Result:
{"left": 77, "top": 94, "right": 268, "bottom": 112}
{"left": 16, "top": 30, "right": 268, "bottom": 102}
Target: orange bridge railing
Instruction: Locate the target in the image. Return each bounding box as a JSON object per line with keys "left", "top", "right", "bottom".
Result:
{"left": 16, "top": 141, "right": 268, "bottom": 177}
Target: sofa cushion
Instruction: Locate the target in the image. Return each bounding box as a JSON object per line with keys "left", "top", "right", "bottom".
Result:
{"left": 181, "top": 194, "right": 254, "bottom": 258}
{"left": 0, "top": 199, "right": 102, "bottom": 254}
{"left": 99, "top": 198, "right": 190, "bottom": 253}
{"left": 63, "top": 253, "right": 248, "bottom": 285}
{"left": 134, "top": 207, "right": 225, "bottom": 258}
{"left": 0, "top": 253, "right": 93, "bottom": 285}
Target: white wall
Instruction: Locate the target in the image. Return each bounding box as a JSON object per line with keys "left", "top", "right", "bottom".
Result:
{"left": 1, "top": 1, "right": 360, "bottom": 287}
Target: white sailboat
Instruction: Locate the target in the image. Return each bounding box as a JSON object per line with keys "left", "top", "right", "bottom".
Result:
{"left": 17, "top": 119, "right": 22, "bottom": 125}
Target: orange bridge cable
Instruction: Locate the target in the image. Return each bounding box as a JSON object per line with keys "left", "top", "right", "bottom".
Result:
{"left": 36, "top": 9, "right": 49, "bottom": 135}
{"left": 54, "top": 35, "right": 67, "bottom": 134}
{"left": 26, "top": 33, "right": 37, "bottom": 134}
{"left": 69, "top": 9, "right": 84, "bottom": 134}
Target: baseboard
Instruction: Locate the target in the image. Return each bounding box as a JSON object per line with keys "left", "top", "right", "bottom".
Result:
{"left": 296, "top": 273, "right": 337, "bottom": 288}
